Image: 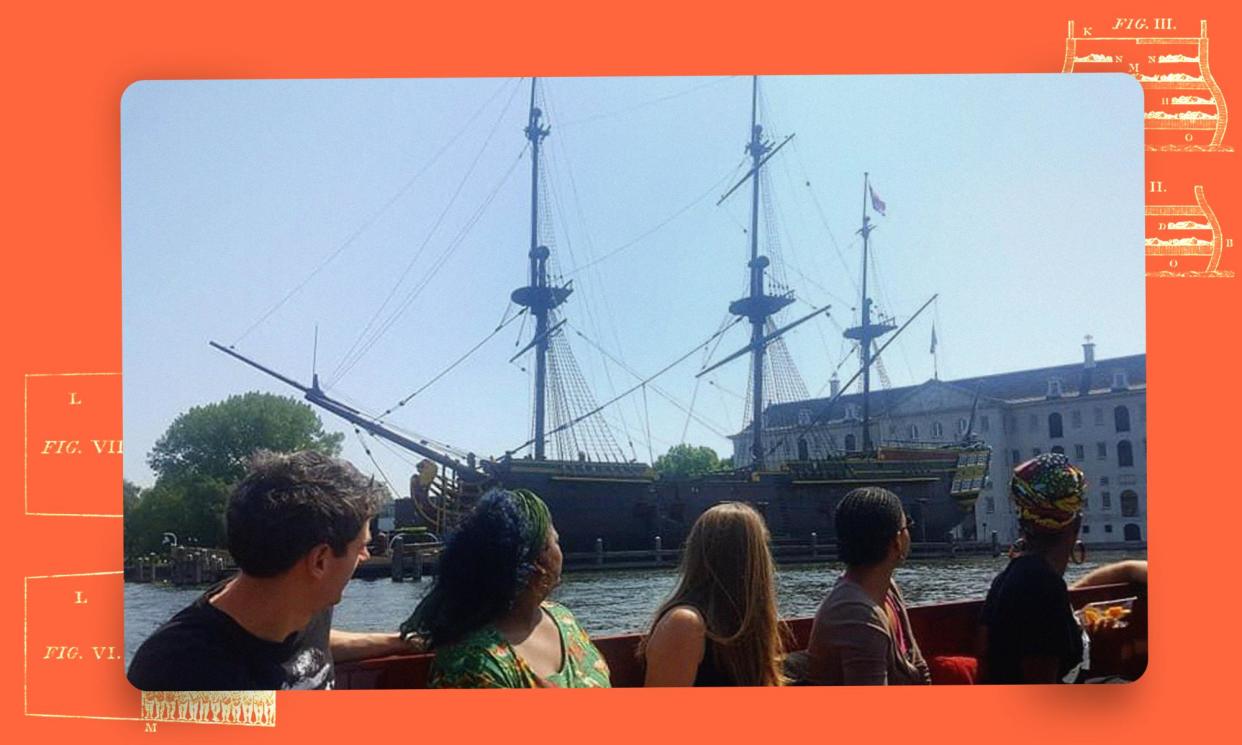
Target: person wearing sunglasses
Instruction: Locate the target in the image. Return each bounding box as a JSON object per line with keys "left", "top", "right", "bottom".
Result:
{"left": 805, "top": 486, "right": 930, "bottom": 685}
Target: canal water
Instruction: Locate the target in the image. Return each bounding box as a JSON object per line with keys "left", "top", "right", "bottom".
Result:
{"left": 124, "top": 550, "right": 1145, "bottom": 666}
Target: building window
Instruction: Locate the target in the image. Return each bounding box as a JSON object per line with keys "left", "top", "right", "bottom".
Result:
{"left": 1082, "top": 525, "right": 1091, "bottom": 534}
{"left": 1102, "top": 491, "right": 1112, "bottom": 510}
{"left": 957, "top": 417, "right": 968, "bottom": 435}
{"left": 1010, "top": 449, "right": 1021, "bottom": 465}
{"left": 932, "top": 421, "right": 944, "bottom": 438}
{"left": 985, "top": 497, "right": 995, "bottom": 514}
{"left": 844, "top": 404, "right": 860, "bottom": 421}
{"left": 1117, "top": 440, "right": 1134, "bottom": 468}
{"left": 1100, "top": 476, "right": 1110, "bottom": 485}
{"left": 797, "top": 437, "right": 809, "bottom": 461}
{"left": 1071, "top": 410, "right": 1082, "bottom": 429}
{"left": 1124, "top": 524, "right": 1142, "bottom": 541}
{"left": 980, "top": 415, "right": 990, "bottom": 433}
{"left": 1028, "top": 414, "right": 1038, "bottom": 432}
{"left": 1051, "top": 445, "right": 1065, "bottom": 455}
{"left": 1074, "top": 444, "right": 1085, "bottom": 460}
{"left": 1112, "top": 370, "right": 1129, "bottom": 390}
{"left": 1048, "top": 412, "right": 1064, "bottom": 439}
{"left": 1104, "top": 524, "right": 1113, "bottom": 534}
{"left": 909, "top": 424, "right": 919, "bottom": 440}
{"left": 1120, "top": 490, "right": 1139, "bottom": 517}
{"left": 798, "top": 409, "right": 812, "bottom": 426}
{"left": 844, "top": 433, "right": 857, "bottom": 452}
{"left": 1094, "top": 407, "right": 1104, "bottom": 426}
{"left": 1096, "top": 442, "right": 1107, "bottom": 460}
{"left": 1004, "top": 415, "right": 1015, "bottom": 434}
{"left": 1114, "top": 405, "right": 1131, "bottom": 433}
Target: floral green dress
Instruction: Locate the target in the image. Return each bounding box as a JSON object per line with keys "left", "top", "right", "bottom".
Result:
{"left": 429, "top": 602, "right": 611, "bottom": 688}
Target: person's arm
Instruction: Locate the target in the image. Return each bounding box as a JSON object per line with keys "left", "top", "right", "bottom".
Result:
{"left": 642, "top": 606, "right": 707, "bottom": 687}
{"left": 329, "top": 629, "right": 424, "bottom": 663}
{"left": 835, "top": 623, "right": 891, "bottom": 686}
{"left": 1072, "top": 560, "right": 1147, "bottom": 589}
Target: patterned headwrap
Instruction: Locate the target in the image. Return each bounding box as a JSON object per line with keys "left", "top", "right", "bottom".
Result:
{"left": 1010, "top": 453, "right": 1086, "bottom": 533}
{"left": 511, "top": 489, "right": 552, "bottom": 560}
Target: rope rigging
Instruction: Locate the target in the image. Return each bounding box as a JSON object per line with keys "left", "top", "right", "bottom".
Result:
{"left": 230, "top": 77, "right": 521, "bottom": 348}
{"left": 375, "top": 307, "right": 528, "bottom": 421}
{"left": 508, "top": 316, "right": 744, "bottom": 456}
{"left": 327, "top": 81, "right": 527, "bottom": 386}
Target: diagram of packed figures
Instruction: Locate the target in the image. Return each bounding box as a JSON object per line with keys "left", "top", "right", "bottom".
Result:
{"left": 1146, "top": 186, "right": 1230, "bottom": 277}
{"left": 1064, "top": 19, "right": 1231, "bottom": 152}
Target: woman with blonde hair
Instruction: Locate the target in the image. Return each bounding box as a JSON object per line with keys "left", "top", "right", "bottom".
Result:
{"left": 638, "top": 502, "right": 786, "bottom": 686}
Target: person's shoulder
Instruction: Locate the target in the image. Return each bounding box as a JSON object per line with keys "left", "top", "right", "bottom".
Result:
{"left": 542, "top": 601, "right": 592, "bottom": 631}
{"left": 652, "top": 604, "right": 707, "bottom": 639}
{"left": 429, "top": 628, "right": 522, "bottom": 688}
{"left": 1007, "top": 555, "right": 1066, "bottom": 591}
{"left": 818, "top": 581, "right": 883, "bottom": 624}
{"left": 127, "top": 621, "right": 249, "bottom": 690}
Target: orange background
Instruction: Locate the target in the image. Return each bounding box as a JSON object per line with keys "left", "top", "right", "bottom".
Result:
{"left": 2, "top": 0, "right": 1237, "bottom": 741}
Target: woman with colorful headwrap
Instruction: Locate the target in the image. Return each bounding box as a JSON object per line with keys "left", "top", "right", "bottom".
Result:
{"left": 977, "top": 453, "right": 1090, "bottom": 683}
{"left": 399, "top": 488, "right": 610, "bottom": 688}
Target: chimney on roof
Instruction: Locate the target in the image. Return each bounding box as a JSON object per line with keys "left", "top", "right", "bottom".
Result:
{"left": 830, "top": 373, "right": 840, "bottom": 398}
{"left": 1079, "top": 335, "right": 1096, "bottom": 397}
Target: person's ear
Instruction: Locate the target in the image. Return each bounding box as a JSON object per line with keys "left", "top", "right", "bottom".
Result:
{"left": 305, "top": 543, "right": 333, "bottom": 579}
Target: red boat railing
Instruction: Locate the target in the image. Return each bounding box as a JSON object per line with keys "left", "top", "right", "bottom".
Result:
{"left": 335, "top": 582, "right": 1145, "bottom": 688}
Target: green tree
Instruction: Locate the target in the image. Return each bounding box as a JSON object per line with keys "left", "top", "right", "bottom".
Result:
{"left": 148, "top": 391, "right": 344, "bottom": 484}
{"left": 123, "top": 479, "right": 142, "bottom": 515}
{"left": 653, "top": 443, "right": 721, "bottom": 479}
{"left": 126, "top": 392, "right": 345, "bottom": 558}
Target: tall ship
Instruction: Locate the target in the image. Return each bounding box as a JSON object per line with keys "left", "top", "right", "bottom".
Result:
{"left": 213, "top": 76, "right": 989, "bottom": 555}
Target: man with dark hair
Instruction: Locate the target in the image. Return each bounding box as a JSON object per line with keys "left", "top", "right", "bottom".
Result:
{"left": 128, "top": 450, "right": 418, "bottom": 690}
{"left": 805, "top": 487, "right": 930, "bottom": 685}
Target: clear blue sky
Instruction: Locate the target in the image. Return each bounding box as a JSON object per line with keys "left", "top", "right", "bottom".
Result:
{"left": 122, "top": 74, "right": 1144, "bottom": 488}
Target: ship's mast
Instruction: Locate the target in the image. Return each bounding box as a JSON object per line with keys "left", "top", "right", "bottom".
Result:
{"left": 845, "top": 172, "right": 895, "bottom": 452}
{"left": 730, "top": 77, "right": 794, "bottom": 470}
{"left": 511, "top": 78, "right": 570, "bottom": 460}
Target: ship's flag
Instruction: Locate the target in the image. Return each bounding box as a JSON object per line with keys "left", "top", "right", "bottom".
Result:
{"left": 930, "top": 324, "right": 938, "bottom": 354}
{"left": 869, "top": 185, "right": 886, "bottom": 216}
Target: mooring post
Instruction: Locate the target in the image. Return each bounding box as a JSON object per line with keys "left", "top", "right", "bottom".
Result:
{"left": 990, "top": 530, "right": 999, "bottom": 557}
{"left": 654, "top": 535, "right": 663, "bottom": 563}
{"left": 412, "top": 548, "right": 423, "bottom": 582}
{"left": 390, "top": 535, "right": 405, "bottom": 582}
{"left": 810, "top": 531, "right": 818, "bottom": 558}
{"left": 594, "top": 538, "right": 604, "bottom": 566}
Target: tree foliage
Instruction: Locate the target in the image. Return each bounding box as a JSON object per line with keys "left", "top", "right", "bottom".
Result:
{"left": 126, "top": 392, "right": 345, "bottom": 559}
{"left": 653, "top": 443, "right": 721, "bottom": 479}
{"left": 147, "top": 391, "right": 344, "bottom": 484}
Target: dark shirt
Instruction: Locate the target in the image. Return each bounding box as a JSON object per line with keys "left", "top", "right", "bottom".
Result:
{"left": 693, "top": 641, "right": 734, "bottom": 686}
{"left": 127, "top": 581, "right": 334, "bottom": 691}
{"left": 979, "top": 554, "right": 1086, "bottom": 684}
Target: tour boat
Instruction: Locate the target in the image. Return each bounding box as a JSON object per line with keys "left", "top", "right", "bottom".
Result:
{"left": 333, "top": 581, "right": 1146, "bottom": 688}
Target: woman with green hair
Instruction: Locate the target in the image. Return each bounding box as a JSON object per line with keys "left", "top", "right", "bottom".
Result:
{"left": 400, "top": 488, "right": 610, "bottom": 688}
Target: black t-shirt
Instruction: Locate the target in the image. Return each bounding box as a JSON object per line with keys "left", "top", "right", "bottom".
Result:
{"left": 127, "top": 581, "right": 334, "bottom": 691}
{"left": 979, "top": 554, "right": 1087, "bottom": 684}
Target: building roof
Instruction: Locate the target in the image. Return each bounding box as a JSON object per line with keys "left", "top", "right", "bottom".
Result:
{"left": 754, "top": 353, "right": 1146, "bottom": 433}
